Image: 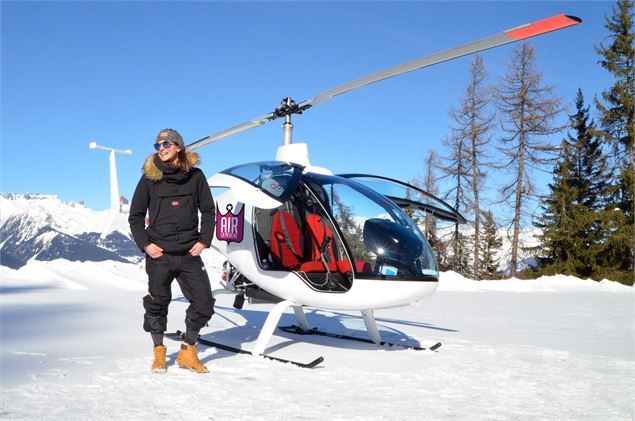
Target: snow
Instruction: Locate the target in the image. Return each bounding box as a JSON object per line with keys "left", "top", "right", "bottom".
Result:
{"left": 0, "top": 193, "right": 132, "bottom": 237}
{"left": 0, "top": 260, "right": 147, "bottom": 291}
{"left": 439, "top": 270, "right": 632, "bottom": 293}
{"left": 1, "top": 254, "right": 633, "bottom": 420}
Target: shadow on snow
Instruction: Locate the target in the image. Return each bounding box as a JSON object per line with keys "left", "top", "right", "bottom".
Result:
{"left": 170, "top": 297, "right": 458, "bottom": 364}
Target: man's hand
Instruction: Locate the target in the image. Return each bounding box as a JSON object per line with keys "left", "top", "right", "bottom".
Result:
{"left": 144, "top": 243, "right": 164, "bottom": 258}
{"left": 189, "top": 241, "right": 208, "bottom": 257}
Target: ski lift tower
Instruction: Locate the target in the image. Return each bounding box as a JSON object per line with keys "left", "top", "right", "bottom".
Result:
{"left": 88, "top": 142, "right": 132, "bottom": 212}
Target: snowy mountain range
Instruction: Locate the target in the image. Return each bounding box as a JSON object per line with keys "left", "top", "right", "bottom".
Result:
{"left": 0, "top": 193, "right": 142, "bottom": 269}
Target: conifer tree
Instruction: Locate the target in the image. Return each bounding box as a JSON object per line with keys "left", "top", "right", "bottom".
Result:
{"left": 536, "top": 89, "right": 611, "bottom": 278}
{"left": 495, "top": 43, "right": 564, "bottom": 277}
{"left": 479, "top": 210, "right": 502, "bottom": 279}
{"left": 595, "top": 0, "right": 634, "bottom": 165}
{"left": 454, "top": 231, "right": 473, "bottom": 277}
{"left": 594, "top": 0, "right": 634, "bottom": 282}
{"left": 536, "top": 133, "right": 585, "bottom": 275}
{"left": 568, "top": 90, "right": 611, "bottom": 211}
{"left": 568, "top": 90, "right": 612, "bottom": 277}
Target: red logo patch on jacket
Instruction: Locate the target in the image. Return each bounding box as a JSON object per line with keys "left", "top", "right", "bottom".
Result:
{"left": 171, "top": 200, "right": 180, "bottom": 207}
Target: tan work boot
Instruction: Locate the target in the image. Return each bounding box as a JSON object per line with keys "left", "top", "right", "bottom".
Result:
{"left": 151, "top": 345, "right": 167, "bottom": 373}
{"left": 176, "top": 343, "right": 208, "bottom": 373}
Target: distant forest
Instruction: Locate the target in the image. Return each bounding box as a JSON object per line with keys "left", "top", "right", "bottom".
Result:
{"left": 416, "top": 0, "right": 633, "bottom": 286}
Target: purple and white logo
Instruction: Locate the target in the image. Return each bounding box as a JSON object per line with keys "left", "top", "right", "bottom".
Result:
{"left": 216, "top": 204, "right": 244, "bottom": 244}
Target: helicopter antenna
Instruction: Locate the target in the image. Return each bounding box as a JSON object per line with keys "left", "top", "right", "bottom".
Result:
{"left": 187, "top": 14, "right": 581, "bottom": 151}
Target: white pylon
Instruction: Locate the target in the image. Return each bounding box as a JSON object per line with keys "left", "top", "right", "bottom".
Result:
{"left": 89, "top": 142, "right": 132, "bottom": 211}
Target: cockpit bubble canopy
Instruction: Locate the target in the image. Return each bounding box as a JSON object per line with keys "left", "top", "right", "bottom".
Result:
{"left": 212, "top": 161, "right": 446, "bottom": 280}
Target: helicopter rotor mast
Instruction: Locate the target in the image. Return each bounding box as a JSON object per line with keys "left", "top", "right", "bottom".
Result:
{"left": 274, "top": 97, "right": 308, "bottom": 146}
{"left": 186, "top": 14, "right": 581, "bottom": 152}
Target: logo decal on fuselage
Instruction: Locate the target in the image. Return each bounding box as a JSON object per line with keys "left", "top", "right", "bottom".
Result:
{"left": 216, "top": 203, "right": 244, "bottom": 244}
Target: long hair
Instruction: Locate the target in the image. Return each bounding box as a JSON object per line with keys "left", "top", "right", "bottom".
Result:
{"left": 174, "top": 149, "right": 194, "bottom": 172}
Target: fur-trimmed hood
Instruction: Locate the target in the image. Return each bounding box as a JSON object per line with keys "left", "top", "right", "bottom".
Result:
{"left": 143, "top": 150, "right": 201, "bottom": 181}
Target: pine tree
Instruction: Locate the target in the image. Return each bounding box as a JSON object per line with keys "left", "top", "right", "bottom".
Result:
{"left": 479, "top": 210, "right": 502, "bottom": 279}
{"left": 454, "top": 230, "right": 473, "bottom": 277}
{"left": 535, "top": 135, "right": 585, "bottom": 275}
{"left": 568, "top": 90, "right": 612, "bottom": 278}
{"left": 594, "top": 0, "right": 634, "bottom": 283}
{"left": 536, "top": 89, "right": 611, "bottom": 278}
{"left": 595, "top": 0, "right": 634, "bottom": 165}
{"left": 495, "top": 42, "right": 564, "bottom": 277}
{"left": 568, "top": 90, "right": 611, "bottom": 211}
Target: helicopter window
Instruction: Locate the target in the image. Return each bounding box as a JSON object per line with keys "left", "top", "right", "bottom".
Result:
{"left": 221, "top": 161, "right": 303, "bottom": 204}
{"left": 253, "top": 186, "right": 353, "bottom": 292}
{"left": 304, "top": 173, "right": 438, "bottom": 280}
{"left": 338, "top": 174, "right": 466, "bottom": 224}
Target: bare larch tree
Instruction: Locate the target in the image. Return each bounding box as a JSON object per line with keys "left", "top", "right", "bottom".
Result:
{"left": 495, "top": 43, "right": 564, "bottom": 276}
{"left": 448, "top": 55, "right": 495, "bottom": 280}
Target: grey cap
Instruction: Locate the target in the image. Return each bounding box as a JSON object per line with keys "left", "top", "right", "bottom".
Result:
{"left": 156, "top": 129, "right": 185, "bottom": 150}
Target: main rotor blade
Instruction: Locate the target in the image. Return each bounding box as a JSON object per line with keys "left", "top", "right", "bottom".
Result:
{"left": 300, "top": 14, "right": 581, "bottom": 108}
{"left": 187, "top": 112, "right": 276, "bottom": 150}
{"left": 188, "top": 14, "right": 581, "bottom": 150}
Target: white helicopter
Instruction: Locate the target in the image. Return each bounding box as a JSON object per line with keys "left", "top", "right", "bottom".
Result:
{"left": 171, "top": 14, "right": 581, "bottom": 366}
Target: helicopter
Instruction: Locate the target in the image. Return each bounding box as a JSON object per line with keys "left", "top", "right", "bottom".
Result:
{"left": 172, "top": 14, "right": 581, "bottom": 363}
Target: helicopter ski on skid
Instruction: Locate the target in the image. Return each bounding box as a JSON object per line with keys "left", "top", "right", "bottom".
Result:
{"left": 166, "top": 14, "right": 582, "bottom": 367}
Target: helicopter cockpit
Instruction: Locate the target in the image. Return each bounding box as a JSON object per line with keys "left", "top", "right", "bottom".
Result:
{"left": 213, "top": 161, "right": 465, "bottom": 293}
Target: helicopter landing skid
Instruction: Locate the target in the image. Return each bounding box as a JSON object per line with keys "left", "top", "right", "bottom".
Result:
{"left": 164, "top": 331, "right": 324, "bottom": 369}
{"left": 279, "top": 325, "right": 442, "bottom": 352}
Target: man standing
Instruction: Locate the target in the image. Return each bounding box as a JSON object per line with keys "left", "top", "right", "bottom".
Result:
{"left": 129, "top": 129, "right": 215, "bottom": 373}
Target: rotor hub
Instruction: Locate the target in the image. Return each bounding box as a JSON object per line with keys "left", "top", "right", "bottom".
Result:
{"left": 273, "top": 97, "right": 312, "bottom": 119}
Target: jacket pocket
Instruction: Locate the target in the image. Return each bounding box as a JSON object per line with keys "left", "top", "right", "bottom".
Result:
{"left": 156, "top": 192, "right": 197, "bottom": 231}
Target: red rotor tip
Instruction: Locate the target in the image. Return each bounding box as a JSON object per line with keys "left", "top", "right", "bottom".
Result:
{"left": 505, "top": 14, "right": 582, "bottom": 40}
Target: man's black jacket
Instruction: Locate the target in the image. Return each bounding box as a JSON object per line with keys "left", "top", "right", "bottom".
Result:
{"left": 128, "top": 153, "right": 214, "bottom": 253}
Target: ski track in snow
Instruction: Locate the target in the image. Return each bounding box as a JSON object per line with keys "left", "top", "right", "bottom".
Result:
{"left": 0, "top": 261, "right": 633, "bottom": 420}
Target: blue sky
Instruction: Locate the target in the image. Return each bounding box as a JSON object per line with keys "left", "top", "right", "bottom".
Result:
{"left": 1, "top": 1, "right": 616, "bottom": 213}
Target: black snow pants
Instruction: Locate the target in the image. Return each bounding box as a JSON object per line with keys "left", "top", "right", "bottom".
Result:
{"left": 143, "top": 252, "right": 215, "bottom": 334}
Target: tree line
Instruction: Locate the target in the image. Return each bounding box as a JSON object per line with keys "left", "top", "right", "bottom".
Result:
{"left": 417, "top": 1, "right": 633, "bottom": 285}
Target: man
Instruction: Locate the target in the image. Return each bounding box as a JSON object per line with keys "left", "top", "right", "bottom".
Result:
{"left": 129, "top": 129, "right": 215, "bottom": 373}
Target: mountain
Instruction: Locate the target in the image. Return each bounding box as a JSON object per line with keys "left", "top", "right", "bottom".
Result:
{"left": 0, "top": 193, "right": 142, "bottom": 269}
{"left": 434, "top": 223, "right": 541, "bottom": 275}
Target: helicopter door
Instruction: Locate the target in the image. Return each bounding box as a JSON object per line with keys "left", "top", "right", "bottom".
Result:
{"left": 337, "top": 174, "right": 466, "bottom": 224}
{"left": 208, "top": 161, "right": 303, "bottom": 209}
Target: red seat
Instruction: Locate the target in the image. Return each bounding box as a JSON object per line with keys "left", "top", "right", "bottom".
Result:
{"left": 301, "top": 214, "right": 338, "bottom": 273}
{"left": 270, "top": 210, "right": 303, "bottom": 269}
{"left": 271, "top": 209, "right": 368, "bottom": 275}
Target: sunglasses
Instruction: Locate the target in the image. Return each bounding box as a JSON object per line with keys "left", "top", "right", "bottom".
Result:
{"left": 154, "top": 141, "right": 175, "bottom": 151}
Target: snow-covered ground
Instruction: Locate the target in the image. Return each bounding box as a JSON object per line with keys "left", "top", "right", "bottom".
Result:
{"left": 1, "top": 256, "right": 633, "bottom": 420}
